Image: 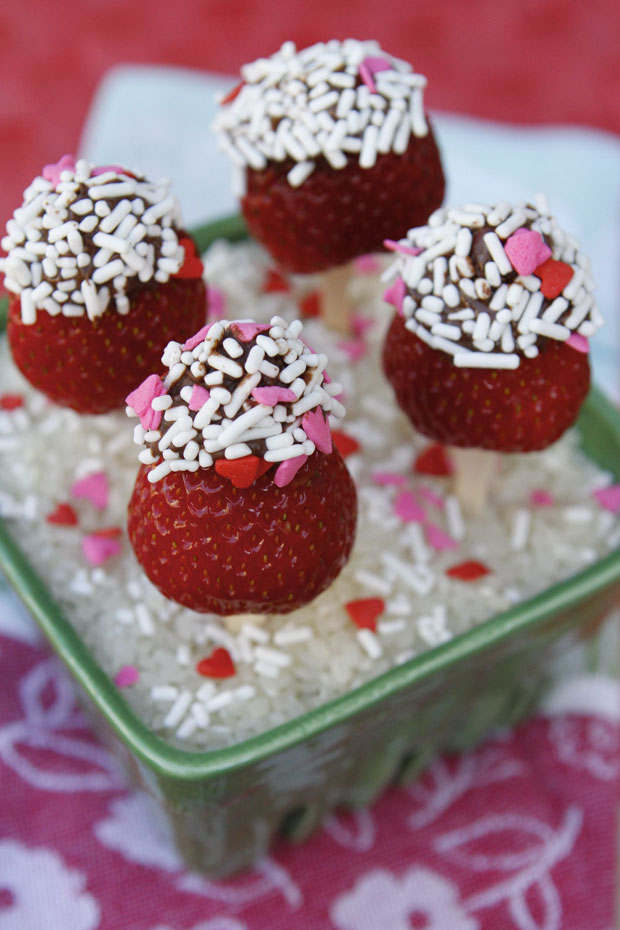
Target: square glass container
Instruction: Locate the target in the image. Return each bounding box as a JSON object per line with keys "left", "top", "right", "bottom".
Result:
{"left": 1, "top": 216, "right": 619, "bottom": 877}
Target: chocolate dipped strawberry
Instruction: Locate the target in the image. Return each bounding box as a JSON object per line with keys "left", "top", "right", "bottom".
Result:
{"left": 126, "top": 316, "right": 357, "bottom": 615}
{"left": 382, "top": 197, "right": 602, "bottom": 510}
{"left": 1, "top": 156, "right": 206, "bottom": 413}
{"left": 214, "top": 39, "right": 444, "bottom": 329}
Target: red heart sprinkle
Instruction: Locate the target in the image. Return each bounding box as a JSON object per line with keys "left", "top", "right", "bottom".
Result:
{"left": 414, "top": 444, "right": 453, "bottom": 476}
{"left": 174, "top": 236, "right": 204, "bottom": 279}
{"left": 263, "top": 268, "right": 291, "bottom": 293}
{"left": 0, "top": 394, "right": 24, "bottom": 411}
{"left": 196, "top": 647, "right": 236, "bottom": 678}
{"left": 332, "top": 430, "right": 360, "bottom": 458}
{"left": 299, "top": 291, "right": 321, "bottom": 318}
{"left": 93, "top": 526, "right": 123, "bottom": 539}
{"left": 345, "top": 598, "right": 385, "bottom": 631}
{"left": 445, "top": 560, "right": 491, "bottom": 581}
{"left": 46, "top": 502, "right": 78, "bottom": 526}
{"left": 534, "top": 257, "right": 574, "bottom": 299}
{"left": 215, "top": 454, "right": 273, "bottom": 488}
{"left": 220, "top": 81, "right": 245, "bottom": 106}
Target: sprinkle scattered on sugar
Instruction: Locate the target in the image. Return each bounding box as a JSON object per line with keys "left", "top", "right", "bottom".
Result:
{"left": 0, "top": 155, "right": 185, "bottom": 323}
{"left": 0, "top": 236, "right": 617, "bottom": 750}
{"left": 383, "top": 197, "right": 603, "bottom": 368}
{"left": 213, "top": 39, "right": 429, "bottom": 191}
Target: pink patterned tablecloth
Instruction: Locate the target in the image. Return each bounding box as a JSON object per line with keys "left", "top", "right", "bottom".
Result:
{"left": 1, "top": 629, "right": 617, "bottom": 930}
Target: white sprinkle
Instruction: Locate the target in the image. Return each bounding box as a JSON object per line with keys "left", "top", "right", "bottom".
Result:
{"left": 527, "top": 318, "right": 570, "bottom": 341}
{"left": 357, "top": 628, "right": 383, "bottom": 659}
{"left": 445, "top": 495, "right": 465, "bottom": 540}
{"left": 483, "top": 232, "right": 512, "bottom": 275}
{"left": 510, "top": 509, "right": 531, "bottom": 550}
{"left": 454, "top": 352, "right": 519, "bottom": 370}
{"left": 287, "top": 161, "right": 315, "bottom": 187}
{"left": 353, "top": 569, "right": 393, "bottom": 596}
{"left": 274, "top": 626, "right": 313, "bottom": 646}
{"left": 163, "top": 690, "right": 192, "bottom": 729}
{"left": 151, "top": 685, "right": 179, "bottom": 702}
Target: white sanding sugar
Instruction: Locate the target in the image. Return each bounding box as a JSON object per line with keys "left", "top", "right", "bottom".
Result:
{"left": 0, "top": 237, "right": 618, "bottom": 751}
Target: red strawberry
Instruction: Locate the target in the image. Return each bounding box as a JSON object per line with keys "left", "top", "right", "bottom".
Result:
{"left": 215, "top": 41, "right": 444, "bottom": 275}
{"left": 242, "top": 131, "right": 444, "bottom": 274}
{"left": 128, "top": 450, "right": 356, "bottom": 615}
{"left": 7, "top": 277, "right": 206, "bottom": 414}
{"left": 2, "top": 159, "right": 206, "bottom": 414}
{"left": 126, "top": 314, "right": 356, "bottom": 615}
{"left": 383, "top": 314, "right": 590, "bottom": 453}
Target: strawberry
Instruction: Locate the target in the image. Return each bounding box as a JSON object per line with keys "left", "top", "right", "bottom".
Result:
{"left": 126, "top": 315, "right": 357, "bottom": 615}
{"left": 383, "top": 313, "right": 590, "bottom": 452}
{"left": 241, "top": 132, "right": 444, "bottom": 274}
{"left": 382, "top": 199, "right": 602, "bottom": 453}
{"left": 214, "top": 40, "right": 445, "bottom": 274}
{"left": 128, "top": 449, "right": 356, "bottom": 615}
{"left": 1, "top": 157, "right": 206, "bottom": 414}
{"left": 6, "top": 278, "right": 205, "bottom": 414}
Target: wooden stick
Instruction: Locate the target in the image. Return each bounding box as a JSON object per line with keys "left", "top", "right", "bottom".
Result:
{"left": 318, "top": 262, "right": 353, "bottom": 333}
{"left": 449, "top": 447, "right": 499, "bottom": 516}
{"left": 223, "top": 612, "right": 268, "bottom": 634}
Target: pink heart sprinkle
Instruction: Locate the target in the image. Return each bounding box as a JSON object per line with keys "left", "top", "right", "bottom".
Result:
{"left": 531, "top": 488, "right": 554, "bottom": 507}
{"left": 593, "top": 484, "right": 620, "bottom": 513}
{"left": 82, "top": 534, "right": 122, "bottom": 566}
{"left": 302, "top": 408, "right": 332, "bottom": 453}
{"left": 416, "top": 485, "right": 445, "bottom": 510}
{"left": 114, "top": 665, "right": 139, "bottom": 687}
{"left": 71, "top": 471, "right": 109, "bottom": 511}
{"left": 91, "top": 164, "right": 129, "bottom": 177}
{"left": 182, "top": 323, "right": 213, "bottom": 351}
{"left": 353, "top": 254, "right": 381, "bottom": 274}
{"left": 274, "top": 454, "right": 308, "bottom": 488}
{"left": 566, "top": 332, "right": 590, "bottom": 354}
{"left": 189, "top": 385, "right": 210, "bottom": 411}
{"left": 425, "top": 523, "right": 459, "bottom": 552}
{"left": 252, "top": 386, "right": 297, "bottom": 406}
{"left": 394, "top": 490, "right": 426, "bottom": 523}
{"left": 207, "top": 286, "right": 227, "bottom": 321}
{"left": 337, "top": 338, "right": 367, "bottom": 362}
{"left": 383, "top": 277, "right": 407, "bottom": 315}
{"left": 231, "top": 322, "right": 271, "bottom": 343}
{"left": 351, "top": 313, "right": 374, "bottom": 338}
{"left": 371, "top": 471, "right": 407, "bottom": 486}
{"left": 384, "top": 239, "right": 423, "bottom": 257}
{"left": 504, "top": 228, "right": 552, "bottom": 276}
{"left": 125, "top": 373, "right": 165, "bottom": 430}
{"left": 42, "top": 154, "right": 76, "bottom": 188}
{"left": 359, "top": 55, "right": 392, "bottom": 92}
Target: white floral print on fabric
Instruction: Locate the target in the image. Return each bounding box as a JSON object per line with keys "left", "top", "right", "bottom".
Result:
{"left": 0, "top": 657, "right": 123, "bottom": 792}
{"left": 94, "top": 790, "right": 304, "bottom": 909}
{"left": 437, "top": 807, "right": 583, "bottom": 930}
{"left": 330, "top": 866, "right": 479, "bottom": 930}
{"left": 0, "top": 839, "right": 99, "bottom": 930}
{"left": 548, "top": 717, "right": 619, "bottom": 781}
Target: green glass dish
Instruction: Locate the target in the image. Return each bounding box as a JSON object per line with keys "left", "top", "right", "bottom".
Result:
{"left": 1, "top": 215, "right": 620, "bottom": 877}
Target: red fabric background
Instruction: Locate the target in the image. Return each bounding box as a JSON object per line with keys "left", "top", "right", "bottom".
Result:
{"left": 1, "top": 0, "right": 619, "bottom": 228}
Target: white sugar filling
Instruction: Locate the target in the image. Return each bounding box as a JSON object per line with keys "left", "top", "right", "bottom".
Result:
{"left": 213, "top": 39, "right": 430, "bottom": 187}
{"left": 386, "top": 199, "right": 602, "bottom": 368}
{"left": 0, "top": 237, "right": 617, "bottom": 751}
{"left": 0, "top": 158, "right": 186, "bottom": 323}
